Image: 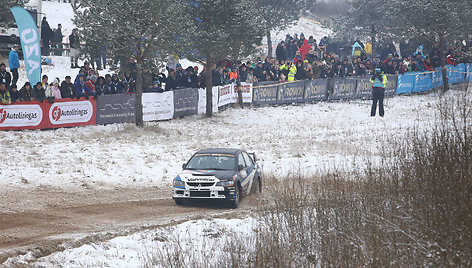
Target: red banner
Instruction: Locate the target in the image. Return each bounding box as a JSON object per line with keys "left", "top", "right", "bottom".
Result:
{"left": 0, "top": 101, "right": 47, "bottom": 130}
{"left": 0, "top": 97, "right": 96, "bottom": 130}
{"left": 44, "top": 97, "right": 97, "bottom": 129}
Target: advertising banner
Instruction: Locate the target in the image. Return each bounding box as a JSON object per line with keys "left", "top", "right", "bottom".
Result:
{"left": 413, "top": 73, "right": 433, "bottom": 93}
{"left": 10, "top": 7, "right": 41, "bottom": 85}
{"left": 277, "top": 80, "right": 306, "bottom": 104}
{"left": 396, "top": 74, "right": 415, "bottom": 94}
{"left": 252, "top": 84, "right": 279, "bottom": 105}
{"left": 0, "top": 101, "right": 46, "bottom": 130}
{"left": 96, "top": 94, "right": 135, "bottom": 125}
{"left": 304, "top": 79, "right": 329, "bottom": 101}
{"left": 142, "top": 92, "right": 174, "bottom": 121}
{"left": 385, "top": 75, "right": 398, "bottom": 97}
{"left": 217, "top": 84, "right": 232, "bottom": 107}
{"left": 45, "top": 98, "right": 96, "bottom": 128}
{"left": 197, "top": 87, "right": 218, "bottom": 115}
{"left": 173, "top": 88, "right": 199, "bottom": 118}
{"left": 231, "top": 82, "right": 253, "bottom": 103}
{"left": 330, "top": 78, "right": 357, "bottom": 100}
{"left": 432, "top": 68, "right": 444, "bottom": 89}
{"left": 356, "top": 78, "right": 372, "bottom": 99}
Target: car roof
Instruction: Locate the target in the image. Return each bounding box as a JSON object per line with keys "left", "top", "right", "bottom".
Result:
{"left": 195, "top": 148, "right": 242, "bottom": 155}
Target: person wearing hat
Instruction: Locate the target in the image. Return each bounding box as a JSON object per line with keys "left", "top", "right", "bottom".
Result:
{"left": 50, "top": 78, "right": 62, "bottom": 99}
{"left": 370, "top": 68, "right": 388, "bottom": 117}
{"left": 8, "top": 44, "right": 19, "bottom": 86}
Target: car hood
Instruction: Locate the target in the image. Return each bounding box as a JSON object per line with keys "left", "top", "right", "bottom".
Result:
{"left": 178, "top": 170, "right": 237, "bottom": 181}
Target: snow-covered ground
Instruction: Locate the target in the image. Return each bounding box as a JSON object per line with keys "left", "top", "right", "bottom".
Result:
{"left": 5, "top": 217, "right": 257, "bottom": 267}
{"left": 0, "top": 92, "right": 441, "bottom": 189}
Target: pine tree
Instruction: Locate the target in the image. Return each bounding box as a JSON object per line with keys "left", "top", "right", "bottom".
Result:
{"left": 255, "top": 0, "right": 304, "bottom": 57}
{"left": 72, "top": 0, "right": 190, "bottom": 127}
{"left": 185, "top": 0, "right": 264, "bottom": 117}
{"left": 332, "top": 0, "right": 392, "bottom": 58}
{"left": 388, "top": 0, "right": 472, "bottom": 92}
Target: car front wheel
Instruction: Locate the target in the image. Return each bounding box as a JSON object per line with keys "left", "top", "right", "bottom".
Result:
{"left": 229, "top": 186, "right": 241, "bottom": 209}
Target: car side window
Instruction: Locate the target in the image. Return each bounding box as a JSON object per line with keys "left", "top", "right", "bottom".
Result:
{"left": 238, "top": 153, "right": 247, "bottom": 168}
{"left": 242, "top": 152, "right": 253, "bottom": 167}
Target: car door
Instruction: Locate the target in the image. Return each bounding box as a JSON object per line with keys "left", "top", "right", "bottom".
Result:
{"left": 237, "top": 153, "right": 250, "bottom": 192}
{"left": 242, "top": 152, "right": 256, "bottom": 194}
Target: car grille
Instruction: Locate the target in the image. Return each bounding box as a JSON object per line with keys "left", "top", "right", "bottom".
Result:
{"left": 190, "top": 191, "right": 211, "bottom": 197}
{"left": 187, "top": 182, "right": 215, "bottom": 187}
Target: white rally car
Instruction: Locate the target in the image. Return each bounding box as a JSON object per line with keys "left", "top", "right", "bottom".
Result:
{"left": 172, "top": 148, "right": 262, "bottom": 208}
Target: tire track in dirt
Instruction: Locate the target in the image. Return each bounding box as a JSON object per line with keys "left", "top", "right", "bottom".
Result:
{"left": 0, "top": 185, "right": 259, "bottom": 264}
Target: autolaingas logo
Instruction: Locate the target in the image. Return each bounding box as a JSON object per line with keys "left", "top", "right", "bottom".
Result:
{"left": 0, "top": 109, "right": 6, "bottom": 124}
{"left": 52, "top": 106, "right": 62, "bottom": 121}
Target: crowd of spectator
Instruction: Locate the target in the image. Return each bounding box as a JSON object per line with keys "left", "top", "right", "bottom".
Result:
{"left": 2, "top": 31, "right": 472, "bottom": 105}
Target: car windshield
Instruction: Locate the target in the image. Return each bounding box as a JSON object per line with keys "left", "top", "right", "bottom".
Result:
{"left": 186, "top": 154, "right": 235, "bottom": 170}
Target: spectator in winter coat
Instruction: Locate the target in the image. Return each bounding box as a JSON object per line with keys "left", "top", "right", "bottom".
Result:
{"left": 276, "top": 41, "right": 286, "bottom": 63}
{"left": 8, "top": 85, "right": 21, "bottom": 103}
{"left": 446, "top": 53, "right": 458, "bottom": 66}
{"left": 19, "top": 82, "right": 34, "bottom": 101}
{"left": 95, "top": 77, "right": 106, "bottom": 95}
{"left": 51, "top": 79, "right": 62, "bottom": 99}
{"left": 294, "top": 61, "right": 306, "bottom": 80}
{"left": 0, "top": 83, "right": 11, "bottom": 104}
{"left": 0, "top": 63, "right": 11, "bottom": 88}
{"left": 165, "top": 69, "right": 178, "bottom": 91}
{"left": 352, "top": 41, "right": 364, "bottom": 57}
{"left": 74, "top": 74, "right": 96, "bottom": 97}
{"left": 288, "top": 40, "right": 298, "bottom": 59}
{"left": 300, "top": 39, "right": 312, "bottom": 60}
{"left": 318, "top": 36, "right": 329, "bottom": 54}
{"left": 253, "top": 62, "right": 265, "bottom": 81}
{"left": 415, "top": 55, "right": 425, "bottom": 72}
{"left": 85, "top": 75, "right": 97, "bottom": 95}
{"left": 33, "top": 82, "right": 46, "bottom": 101}
{"left": 42, "top": 75, "right": 53, "bottom": 98}
{"left": 41, "top": 17, "right": 53, "bottom": 56}
{"left": 380, "top": 43, "right": 395, "bottom": 61}
{"left": 8, "top": 44, "right": 19, "bottom": 86}
{"left": 110, "top": 74, "right": 124, "bottom": 94}
{"left": 305, "top": 49, "right": 317, "bottom": 64}
{"left": 297, "top": 33, "right": 306, "bottom": 48}
{"left": 69, "top": 28, "right": 80, "bottom": 68}
{"left": 60, "top": 76, "right": 76, "bottom": 98}
{"left": 280, "top": 61, "right": 297, "bottom": 81}
{"left": 340, "top": 58, "right": 354, "bottom": 77}
{"left": 239, "top": 64, "right": 248, "bottom": 83}
{"left": 124, "top": 72, "right": 136, "bottom": 93}
{"left": 308, "top": 36, "right": 316, "bottom": 49}
{"left": 229, "top": 67, "right": 238, "bottom": 83}
{"left": 383, "top": 60, "right": 396, "bottom": 75}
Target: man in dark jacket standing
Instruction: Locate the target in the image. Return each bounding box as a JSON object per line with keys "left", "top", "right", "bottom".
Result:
{"left": 69, "top": 28, "right": 80, "bottom": 68}
{"left": 276, "top": 41, "right": 286, "bottom": 63}
{"left": 41, "top": 17, "right": 52, "bottom": 56}
{"left": 165, "top": 68, "right": 177, "bottom": 91}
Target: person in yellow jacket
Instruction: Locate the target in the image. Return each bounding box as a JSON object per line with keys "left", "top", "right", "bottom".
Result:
{"left": 365, "top": 41, "right": 372, "bottom": 58}
{"left": 370, "top": 68, "right": 388, "bottom": 117}
{"left": 280, "top": 61, "right": 297, "bottom": 81}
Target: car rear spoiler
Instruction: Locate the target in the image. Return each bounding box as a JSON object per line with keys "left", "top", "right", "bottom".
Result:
{"left": 249, "top": 152, "right": 257, "bottom": 162}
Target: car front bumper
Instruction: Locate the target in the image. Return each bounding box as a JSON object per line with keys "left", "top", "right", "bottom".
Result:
{"left": 172, "top": 185, "right": 236, "bottom": 200}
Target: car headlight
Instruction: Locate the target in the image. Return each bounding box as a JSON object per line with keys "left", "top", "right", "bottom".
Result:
{"left": 173, "top": 178, "right": 185, "bottom": 187}
{"left": 216, "top": 180, "right": 234, "bottom": 187}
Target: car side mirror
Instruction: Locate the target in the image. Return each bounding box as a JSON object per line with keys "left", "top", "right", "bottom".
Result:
{"left": 238, "top": 164, "right": 244, "bottom": 171}
{"left": 182, "top": 163, "right": 187, "bottom": 169}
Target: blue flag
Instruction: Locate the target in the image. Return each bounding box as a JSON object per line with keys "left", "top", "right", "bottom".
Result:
{"left": 10, "top": 6, "right": 41, "bottom": 85}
